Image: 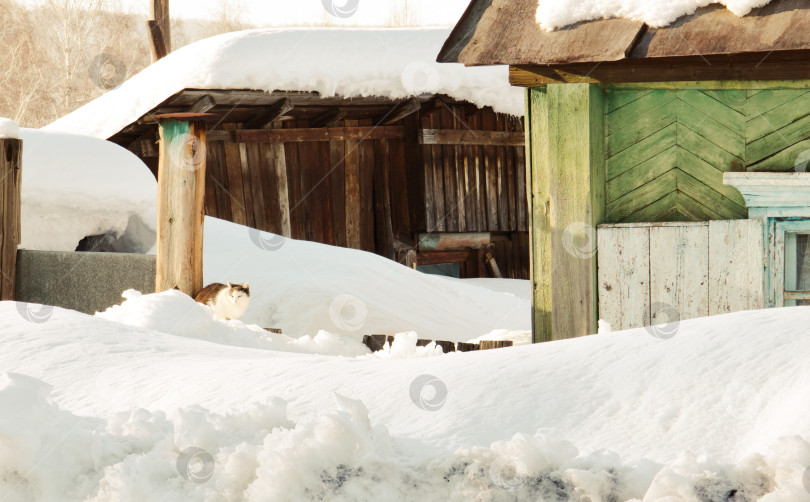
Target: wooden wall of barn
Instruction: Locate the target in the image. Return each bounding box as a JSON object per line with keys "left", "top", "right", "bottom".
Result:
{"left": 201, "top": 105, "right": 529, "bottom": 279}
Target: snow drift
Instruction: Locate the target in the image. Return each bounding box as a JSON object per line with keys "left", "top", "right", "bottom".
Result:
{"left": 18, "top": 128, "right": 156, "bottom": 252}
{"left": 201, "top": 216, "right": 530, "bottom": 343}
{"left": 0, "top": 303, "right": 809, "bottom": 500}
{"left": 45, "top": 28, "right": 524, "bottom": 140}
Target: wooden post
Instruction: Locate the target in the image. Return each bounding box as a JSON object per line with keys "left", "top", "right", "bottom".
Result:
{"left": 527, "top": 83, "right": 605, "bottom": 342}
{"left": 149, "top": 0, "right": 171, "bottom": 62}
{"left": 0, "top": 138, "right": 21, "bottom": 300}
{"left": 156, "top": 118, "right": 207, "bottom": 296}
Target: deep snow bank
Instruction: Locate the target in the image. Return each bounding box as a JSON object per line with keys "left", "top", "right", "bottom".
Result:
{"left": 2, "top": 371, "right": 808, "bottom": 502}
{"left": 19, "top": 128, "right": 156, "bottom": 252}
{"left": 1, "top": 302, "right": 810, "bottom": 500}
{"left": 202, "top": 216, "right": 530, "bottom": 343}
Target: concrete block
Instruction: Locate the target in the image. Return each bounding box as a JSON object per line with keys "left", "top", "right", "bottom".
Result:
{"left": 15, "top": 250, "right": 155, "bottom": 314}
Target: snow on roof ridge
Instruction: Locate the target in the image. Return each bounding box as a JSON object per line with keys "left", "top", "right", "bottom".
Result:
{"left": 45, "top": 27, "right": 523, "bottom": 139}
{"left": 535, "top": 0, "right": 773, "bottom": 31}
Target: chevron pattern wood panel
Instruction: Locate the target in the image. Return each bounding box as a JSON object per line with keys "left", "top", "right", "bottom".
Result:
{"left": 604, "top": 87, "right": 810, "bottom": 223}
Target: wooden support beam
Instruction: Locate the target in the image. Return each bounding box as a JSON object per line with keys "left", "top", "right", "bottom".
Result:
{"left": 419, "top": 129, "right": 524, "bottom": 146}
{"left": 509, "top": 52, "right": 810, "bottom": 86}
{"left": 344, "top": 120, "right": 362, "bottom": 249}
{"left": 149, "top": 0, "right": 171, "bottom": 61}
{"left": 417, "top": 232, "right": 491, "bottom": 251}
{"left": 156, "top": 119, "right": 207, "bottom": 296}
{"left": 244, "top": 98, "right": 294, "bottom": 129}
{"left": 0, "top": 138, "right": 21, "bottom": 300}
{"left": 187, "top": 95, "right": 216, "bottom": 114}
{"left": 485, "top": 251, "right": 503, "bottom": 278}
{"left": 236, "top": 126, "right": 404, "bottom": 143}
{"left": 146, "top": 21, "right": 168, "bottom": 62}
{"left": 527, "top": 84, "right": 605, "bottom": 343}
{"left": 381, "top": 98, "right": 422, "bottom": 125}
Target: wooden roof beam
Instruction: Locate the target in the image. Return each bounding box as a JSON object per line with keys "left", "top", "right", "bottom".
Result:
{"left": 380, "top": 98, "right": 422, "bottom": 125}
{"left": 311, "top": 108, "right": 348, "bottom": 127}
{"left": 244, "top": 98, "right": 294, "bottom": 129}
{"left": 187, "top": 95, "right": 216, "bottom": 113}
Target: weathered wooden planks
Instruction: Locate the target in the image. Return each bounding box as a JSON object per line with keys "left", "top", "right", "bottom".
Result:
{"left": 708, "top": 219, "right": 764, "bottom": 314}
{"left": 0, "top": 138, "right": 21, "bottom": 300}
{"left": 418, "top": 129, "right": 524, "bottom": 146}
{"left": 597, "top": 226, "right": 650, "bottom": 331}
{"left": 598, "top": 220, "right": 765, "bottom": 329}
{"left": 650, "top": 225, "right": 710, "bottom": 322}
{"left": 196, "top": 108, "right": 528, "bottom": 278}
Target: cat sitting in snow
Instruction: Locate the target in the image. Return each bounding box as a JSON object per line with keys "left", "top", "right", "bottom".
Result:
{"left": 194, "top": 282, "right": 250, "bottom": 320}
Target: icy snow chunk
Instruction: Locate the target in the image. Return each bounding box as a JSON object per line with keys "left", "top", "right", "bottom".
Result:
{"left": 536, "top": 0, "right": 773, "bottom": 31}
{"left": 0, "top": 117, "right": 19, "bottom": 139}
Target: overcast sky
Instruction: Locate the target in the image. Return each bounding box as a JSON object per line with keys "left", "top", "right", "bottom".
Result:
{"left": 52, "top": 0, "right": 471, "bottom": 27}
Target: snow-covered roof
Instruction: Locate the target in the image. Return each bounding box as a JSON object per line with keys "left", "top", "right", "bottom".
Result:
{"left": 45, "top": 28, "right": 524, "bottom": 140}
{"left": 440, "top": 0, "right": 802, "bottom": 67}
{"left": 536, "top": 0, "right": 773, "bottom": 31}
{"left": 19, "top": 128, "right": 156, "bottom": 252}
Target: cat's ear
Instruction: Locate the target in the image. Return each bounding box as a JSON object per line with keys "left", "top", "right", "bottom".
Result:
{"left": 243, "top": 282, "right": 249, "bottom": 289}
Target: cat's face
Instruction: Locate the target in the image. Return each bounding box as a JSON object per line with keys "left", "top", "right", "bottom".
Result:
{"left": 227, "top": 282, "right": 250, "bottom": 303}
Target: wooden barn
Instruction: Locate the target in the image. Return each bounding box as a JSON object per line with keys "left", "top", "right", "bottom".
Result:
{"left": 48, "top": 29, "right": 529, "bottom": 280}
{"left": 114, "top": 91, "right": 528, "bottom": 279}
{"left": 440, "top": 0, "right": 810, "bottom": 341}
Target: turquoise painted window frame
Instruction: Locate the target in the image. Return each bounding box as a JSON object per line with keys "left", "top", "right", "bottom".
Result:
{"left": 768, "top": 218, "right": 810, "bottom": 307}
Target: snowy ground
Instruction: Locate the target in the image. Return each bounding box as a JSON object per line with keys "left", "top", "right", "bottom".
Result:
{"left": 1, "top": 303, "right": 809, "bottom": 500}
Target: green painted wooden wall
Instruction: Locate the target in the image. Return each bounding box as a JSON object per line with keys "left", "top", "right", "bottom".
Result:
{"left": 604, "top": 85, "right": 810, "bottom": 222}
{"left": 527, "top": 81, "right": 810, "bottom": 342}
